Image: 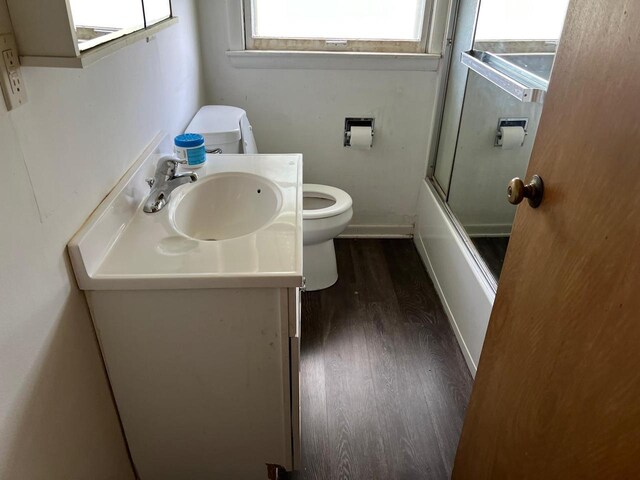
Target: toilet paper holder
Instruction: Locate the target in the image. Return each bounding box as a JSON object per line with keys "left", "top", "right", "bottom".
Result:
{"left": 344, "top": 117, "right": 375, "bottom": 147}
{"left": 495, "top": 117, "right": 528, "bottom": 147}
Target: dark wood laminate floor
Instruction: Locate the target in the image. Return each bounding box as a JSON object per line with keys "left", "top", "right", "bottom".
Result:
{"left": 470, "top": 236, "right": 510, "bottom": 280}
{"left": 299, "top": 239, "right": 473, "bottom": 480}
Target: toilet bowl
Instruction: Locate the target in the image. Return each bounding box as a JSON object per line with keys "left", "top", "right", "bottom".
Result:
{"left": 303, "top": 184, "right": 353, "bottom": 291}
{"left": 186, "top": 106, "right": 353, "bottom": 291}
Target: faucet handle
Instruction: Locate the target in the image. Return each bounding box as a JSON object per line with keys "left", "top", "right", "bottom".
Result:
{"left": 155, "top": 155, "right": 186, "bottom": 177}
{"left": 157, "top": 156, "right": 184, "bottom": 166}
{"left": 145, "top": 178, "right": 155, "bottom": 188}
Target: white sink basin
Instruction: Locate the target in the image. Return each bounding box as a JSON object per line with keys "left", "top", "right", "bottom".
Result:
{"left": 68, "top": 135, "right": 302, "bottom": 290}
{"left": 171, "top": 172, "right": 283, "bottom": 241}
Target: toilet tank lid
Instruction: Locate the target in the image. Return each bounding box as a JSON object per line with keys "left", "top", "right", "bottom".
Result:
{"left": 186, "top": 106, "right": 246, "bottom": 145}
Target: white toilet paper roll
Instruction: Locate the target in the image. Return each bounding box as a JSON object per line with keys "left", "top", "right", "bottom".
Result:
{"left": 499, "top": 126, "right": 526, "bottom": 150}
{"left": 350, "top": 126, "right": 373, "bottom": 149}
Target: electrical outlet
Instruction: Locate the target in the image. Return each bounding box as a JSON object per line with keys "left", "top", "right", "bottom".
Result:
{"left": 0, "top": 34, "right": 28, "bottom": 110}
{"left": 10, "top": 71, "right": 22, "bottom": 94}
{"left": 3, "top": 49, "right": 17, "bottom": 68}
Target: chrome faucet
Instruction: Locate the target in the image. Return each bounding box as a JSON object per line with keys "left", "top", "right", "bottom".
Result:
{"left": 143, "top": 157, "right": 198, "bottom": 213}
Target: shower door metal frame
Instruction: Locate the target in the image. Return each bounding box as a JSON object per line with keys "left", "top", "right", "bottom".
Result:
{"left": 426, "top": 0, "right": 499, "bottom": 293}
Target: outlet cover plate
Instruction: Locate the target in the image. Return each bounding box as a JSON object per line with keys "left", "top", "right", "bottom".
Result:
{"left": 0, "top": 33, "right": 28, "bottom": 110}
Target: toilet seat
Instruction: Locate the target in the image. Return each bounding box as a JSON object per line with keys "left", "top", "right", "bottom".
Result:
{"left": 303, "top": 184, "right": 353, "bottom": 220}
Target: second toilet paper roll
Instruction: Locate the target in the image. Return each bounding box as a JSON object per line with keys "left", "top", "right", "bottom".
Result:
{"left": 499, "top": 126, "right": 525, "bottom": 150}
{"left": 350, "top": 126, "right": 373, "bottom": 149}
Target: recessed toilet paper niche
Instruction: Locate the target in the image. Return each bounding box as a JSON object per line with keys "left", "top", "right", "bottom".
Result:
{"left": 494, "top": 117, "right": 528, "bottom": 149}
{"left": 344, "top": 117, "right": 375, "bottom": 149}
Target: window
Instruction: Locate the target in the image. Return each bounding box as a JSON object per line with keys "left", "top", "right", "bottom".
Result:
{"left": 244, "top": 0, "right": 431, "bottom": 53}
{"left": 69, "top": 0, "right": 172, "bottom": 52}
{"left": 474, "top": 0, "right": 569, "bottom": 43}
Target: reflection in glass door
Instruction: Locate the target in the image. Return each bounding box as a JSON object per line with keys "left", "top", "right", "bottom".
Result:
{"left": 431, "top": 0, "right": 569, "bottom": 284}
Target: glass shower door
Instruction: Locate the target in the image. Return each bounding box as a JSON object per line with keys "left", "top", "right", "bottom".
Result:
{"left": 431, "top": 0, "right": 569, "bottom": 284}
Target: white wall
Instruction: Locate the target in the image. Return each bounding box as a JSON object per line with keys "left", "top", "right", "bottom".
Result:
{"left": 0, "top": 0, "right": 203, "bottom": 478}
{"left": 196, "top": 1, "right": 439, "bottom": 231}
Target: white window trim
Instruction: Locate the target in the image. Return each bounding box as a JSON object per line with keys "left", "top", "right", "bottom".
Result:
{"left": 224, "top": 0, "right": 451, "bottom": 71}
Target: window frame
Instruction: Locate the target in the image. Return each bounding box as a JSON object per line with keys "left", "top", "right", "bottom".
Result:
{"left": 242, "top": 0, "right": 433, "bottom": 54}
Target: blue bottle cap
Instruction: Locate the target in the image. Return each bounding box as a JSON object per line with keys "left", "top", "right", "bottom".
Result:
{"left": 174, "top": 133, "right": 205, "bottom": 148}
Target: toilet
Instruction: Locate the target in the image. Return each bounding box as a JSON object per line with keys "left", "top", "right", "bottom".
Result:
{"left": 302, "top": 184, "right": 353, "bottom": 290}
{"left": 186, "top": 106, "right": 353, "bottom": 291}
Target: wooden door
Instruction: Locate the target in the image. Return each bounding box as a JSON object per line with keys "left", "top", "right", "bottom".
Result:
{"left": 453, "top": 0, "right": 640, "bottom": 478}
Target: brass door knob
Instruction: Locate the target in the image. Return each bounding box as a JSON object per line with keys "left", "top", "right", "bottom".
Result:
{"left": 507, "top": 175, "right": 544, "bottom": 208}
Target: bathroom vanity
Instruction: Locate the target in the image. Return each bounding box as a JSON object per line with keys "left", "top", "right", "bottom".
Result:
{"left": 69, "top": 135, "right": 303, "bottom": 479}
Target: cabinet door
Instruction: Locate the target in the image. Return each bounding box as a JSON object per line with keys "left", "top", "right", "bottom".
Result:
{"left": 90, "top": 288, "right": 291, "bottom": 479}
{"left": 6, "top": 0, "right": 174, "bottom": 67}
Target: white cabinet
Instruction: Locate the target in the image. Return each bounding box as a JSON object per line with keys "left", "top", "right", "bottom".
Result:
{"left": 6, "top": 0, "right": 175, "bottom": 68}
{"left": 67, "top": 136, "right": 304, "bottom": 478}
{"left": 87, "top": 286, "right": 301, "bottom": 479}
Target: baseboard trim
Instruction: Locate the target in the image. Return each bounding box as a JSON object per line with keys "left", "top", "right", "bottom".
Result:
{"left": 339, "top": 224, "right": 414, "bottom": 238}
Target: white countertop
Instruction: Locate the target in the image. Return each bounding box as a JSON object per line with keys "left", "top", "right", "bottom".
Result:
{"left": 68, "top": 135, "right": 303, "bottom": 290}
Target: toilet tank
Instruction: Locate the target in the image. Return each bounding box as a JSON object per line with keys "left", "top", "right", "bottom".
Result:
{"left": 186, "top": 105, "right": 258, "bottom": 154}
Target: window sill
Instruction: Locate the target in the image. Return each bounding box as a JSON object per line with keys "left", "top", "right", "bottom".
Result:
{"left": 20, "top": 17, "right": 179, "bottom": 69}
{"left": 226, "top": 50, "right": 441, "bottom": 71}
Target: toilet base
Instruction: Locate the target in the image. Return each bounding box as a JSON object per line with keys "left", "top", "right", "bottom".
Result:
{"left": 303, "top": 239, "right": 338, "bottom": 291}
